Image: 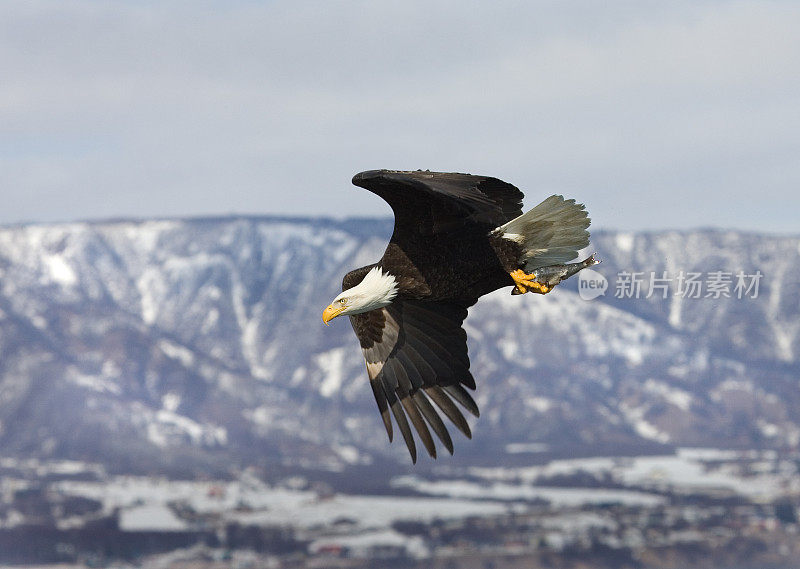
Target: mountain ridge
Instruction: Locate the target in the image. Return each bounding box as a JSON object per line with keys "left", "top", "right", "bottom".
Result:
{"left": 0, "top": 216, "right": 798, "bottom": 473}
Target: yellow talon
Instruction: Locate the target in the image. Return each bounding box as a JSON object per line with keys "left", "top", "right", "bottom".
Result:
{"left": 509, "top": 269, "right": 553, "bottom": 295}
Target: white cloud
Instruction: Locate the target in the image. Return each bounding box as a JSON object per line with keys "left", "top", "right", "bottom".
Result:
{"left": 1, "top": 0, "right": 799, "bottom": 231}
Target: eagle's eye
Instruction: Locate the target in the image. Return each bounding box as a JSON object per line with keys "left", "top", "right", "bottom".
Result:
{"left": 339, "top": 298, "right": 347, "bottom": 305}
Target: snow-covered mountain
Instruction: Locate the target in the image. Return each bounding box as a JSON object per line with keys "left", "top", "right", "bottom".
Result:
{"left": 0, "top": 217, "right": 798, "bottom": 473}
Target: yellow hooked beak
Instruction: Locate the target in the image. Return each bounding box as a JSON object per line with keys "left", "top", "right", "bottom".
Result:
{"left": 322, "top": 303, "right": 344, "bottom": 325}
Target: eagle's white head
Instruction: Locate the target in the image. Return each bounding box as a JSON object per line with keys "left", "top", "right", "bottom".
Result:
{"left": 323, "top": 266, "right": 398, "bottom": 324}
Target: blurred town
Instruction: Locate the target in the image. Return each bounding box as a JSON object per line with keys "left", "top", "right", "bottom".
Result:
{"left": 2, "top": 449, "right": 799, "bottom": 569}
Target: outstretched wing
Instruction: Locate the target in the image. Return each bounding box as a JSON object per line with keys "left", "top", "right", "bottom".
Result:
{"left": 349, "top": 299, "right": 479, "bottom": 463}
{"left": 352, "top": 170, "right": 524, "bottom": 241}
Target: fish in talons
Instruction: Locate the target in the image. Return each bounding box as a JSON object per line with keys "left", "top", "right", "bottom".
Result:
{"left": 510, "top": 254, "right": 600, "bottom": 295}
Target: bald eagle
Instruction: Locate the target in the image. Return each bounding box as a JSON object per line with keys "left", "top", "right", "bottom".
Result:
{"left": 323, "top": 170, "right": 596, "bottom": 463}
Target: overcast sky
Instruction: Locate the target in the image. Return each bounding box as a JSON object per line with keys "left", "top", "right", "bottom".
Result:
{"left": 2, "top": 1, "right": 799, "bottom": 231}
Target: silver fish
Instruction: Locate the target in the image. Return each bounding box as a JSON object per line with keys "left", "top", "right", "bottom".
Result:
{"left": 511, "top": 254, "right": 600, "bottom": 294}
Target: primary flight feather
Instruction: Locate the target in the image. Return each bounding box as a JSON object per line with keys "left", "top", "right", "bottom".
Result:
{"left": 322, "top": 170, "right": 596, "bottom": 463}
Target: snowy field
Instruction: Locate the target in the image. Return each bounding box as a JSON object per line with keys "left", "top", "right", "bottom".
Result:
{"left": 41, "top": 446, "right": 798, "bottom": 537}
{"left": 465, "top": 447, "right": 800, "bottom": 500}
{"left": 54, "top": 473, "right": 510, "bottom": 532}
{"left": 391, "top": 477, "right": 665, "bottom": 507}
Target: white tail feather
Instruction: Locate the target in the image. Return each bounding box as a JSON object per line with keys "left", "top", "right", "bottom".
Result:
{"left": 497, "top": 195, "right": 590, "bottom": 270}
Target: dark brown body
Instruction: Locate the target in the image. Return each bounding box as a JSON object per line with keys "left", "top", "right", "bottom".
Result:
{"left": 346, "top": 169, "right": 527, "bottom": 307}
{"left": 376, "top": 234, "right": 520, "bottom": 305}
